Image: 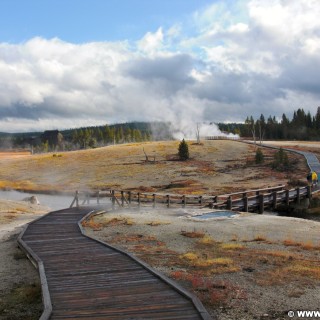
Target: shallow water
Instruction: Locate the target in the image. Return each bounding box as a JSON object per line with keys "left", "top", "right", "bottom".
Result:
{"left": 0, "top": 190, "right": 74, "bottom": 211}
{"left": 194, "top": 211, "right": 237, "bottom": 219}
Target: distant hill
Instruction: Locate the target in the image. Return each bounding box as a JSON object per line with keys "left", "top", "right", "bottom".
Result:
{"left": 0, "top": 121, "right": 173, "bottom": 151}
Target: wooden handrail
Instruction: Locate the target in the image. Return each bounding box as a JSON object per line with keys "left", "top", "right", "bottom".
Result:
{"left": 69, "top": 184, "right": 312, "bottom": 214}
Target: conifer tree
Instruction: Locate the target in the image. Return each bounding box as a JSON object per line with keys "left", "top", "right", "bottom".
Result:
{"left": 178, "top": 139, "right": 189, "bottom": 160}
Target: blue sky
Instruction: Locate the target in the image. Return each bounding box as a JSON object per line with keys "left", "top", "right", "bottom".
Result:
{"left": 0, "top": 0, "right": 320, "bottom": 134}
{"left": 0, "top": 0, "right": 213, "bottom": 43}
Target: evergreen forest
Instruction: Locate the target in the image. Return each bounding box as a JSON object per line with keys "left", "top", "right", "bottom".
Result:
{"left": 218, "top": 107, "right": 320, "bottom": 141}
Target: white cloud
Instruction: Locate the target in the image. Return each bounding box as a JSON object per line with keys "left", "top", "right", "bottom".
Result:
{"left": 137, "top": 27, "right": 164, "bottom": 54}
{"left": 0, "top": 0, "right": 320, "bottom": 134}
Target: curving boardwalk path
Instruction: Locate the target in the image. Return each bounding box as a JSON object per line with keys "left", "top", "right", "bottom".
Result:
{"left": 18, "top": 207, "right": 212, "bottom": 320}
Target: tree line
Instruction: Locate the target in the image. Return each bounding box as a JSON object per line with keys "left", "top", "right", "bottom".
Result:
{"left": 2, "top": 122, "right": 172, "bottom": 152}
{"left": 218, "top": 107, "right": 320, "bottom": 141}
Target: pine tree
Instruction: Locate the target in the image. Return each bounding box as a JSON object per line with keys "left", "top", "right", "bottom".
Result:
{"left": 255, "top": 148, "right": 264, "bottom": 164}
{"left": 178, "top": 139, "right": 189, "bottom": 161}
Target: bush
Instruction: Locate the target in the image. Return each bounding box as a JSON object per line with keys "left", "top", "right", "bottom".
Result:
{"left": 255, "top": 148, "right": 264, "bottom": 164}
{"left": 272, "top": 147, "right": 290, "bottom": 171}
{"left": 178, "top": 139, "right": 189, "bottom": 161}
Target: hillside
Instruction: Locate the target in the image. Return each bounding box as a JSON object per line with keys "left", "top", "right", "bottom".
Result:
{"left": 0, "top": 140, "right": 307, "bottom": 195}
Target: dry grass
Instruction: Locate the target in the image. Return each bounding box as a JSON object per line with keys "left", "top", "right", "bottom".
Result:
{"left": 286, "top": 263, "right": 320, "bottom": 280}
{"left": 146, "top": 220, "right": 171, "bottom": 226}
{"left": 84, "top": 213, "right": 320, "bottom": 314}
{"left": 220, "top": 243, "right": 244, "bottom": 250}
{"left": 283, "top": 239, "right": 320, "bottom": 250}
{"left": 0, "top": 283, "right": 42, "bottom": 319}
{"left": 181, "top": 229, "right": 206, "bottom": 238}
{"left": 0, "top": 140, "right": 307, "bottom": 194}
{"left": 252, "top": 234, "right": 267, "bottom": 242}
{"left": 198, "top": 235, "right": 215, "bottom": 245}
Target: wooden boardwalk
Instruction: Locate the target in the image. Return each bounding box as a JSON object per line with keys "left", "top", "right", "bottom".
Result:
{"left": 18, "top": 207, "right": 212, "bottom": 320}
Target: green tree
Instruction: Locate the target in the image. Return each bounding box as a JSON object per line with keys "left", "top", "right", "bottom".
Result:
{"left": 255, "top": 148, "right": 264, "bottom": 164}
{"left": 178, "top": 139, "right": 189, "bottom": 161}
{"left": 272, "top": 148, "right": 289, "bottom": 170}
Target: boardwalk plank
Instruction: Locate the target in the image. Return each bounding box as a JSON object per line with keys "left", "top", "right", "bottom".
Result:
{"left": 19, "top": 207, "right": 212, "bottom": 320}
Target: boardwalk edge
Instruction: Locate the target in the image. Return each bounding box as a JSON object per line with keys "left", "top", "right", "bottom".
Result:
{"left": 79, "top": 209, "right": 213, "bottom": 320}
{"left": 17, "top": 212, "right": 55, "bottom": 320}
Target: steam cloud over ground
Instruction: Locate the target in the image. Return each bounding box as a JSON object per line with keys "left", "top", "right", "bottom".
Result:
{"left": 0, "top": 0, "right": 320, "bottom": 132}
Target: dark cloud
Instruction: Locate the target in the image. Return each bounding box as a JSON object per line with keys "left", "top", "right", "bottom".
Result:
{"left": 122, "top": 54, "right": 195, "bottom": 94}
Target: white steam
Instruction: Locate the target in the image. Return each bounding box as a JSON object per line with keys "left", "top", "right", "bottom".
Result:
{"left": 170, "top": 122, "right": 239, "bottom": 140}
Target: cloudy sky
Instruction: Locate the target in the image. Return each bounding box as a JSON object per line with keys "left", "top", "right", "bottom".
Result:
{"left": 0, "top": 0, "right": 320, "bottom": 133}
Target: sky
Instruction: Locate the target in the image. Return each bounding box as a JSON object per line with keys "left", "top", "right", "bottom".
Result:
{"left": 0, "top": 0, "right": 320, "bottom": 133}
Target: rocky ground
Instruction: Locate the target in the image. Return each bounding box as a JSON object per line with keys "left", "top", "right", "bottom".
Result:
{"left": 0, "top": 200, "right": 48, "bottom": 320}
{"left": 84, "top": 207, "right": 320, "bottom": 320}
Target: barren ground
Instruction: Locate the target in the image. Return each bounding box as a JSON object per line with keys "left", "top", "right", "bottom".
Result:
{"left": 0, "top": 140, "right": 319, "bottom": 319}
{"left": 85, "top": 208, "right": 320, "bottom": 320}
{"left": 0, "top": 201, "right": 48, "bottom": 320}
{"left": 0, "top": 140, "right": 309, "bottom": 194}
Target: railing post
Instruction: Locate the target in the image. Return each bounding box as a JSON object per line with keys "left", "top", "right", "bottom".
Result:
{"left": 166, "top": 195, "right": 170, "bottom": 208}
{"left": 137, "top": 192, "right": 141, "bottom": 207}
{"left": 296, "top": 187, "right": 301, "bottom": 204}
{"left": 272, "top": 191, "right": 277, "bottom": 210}
{"left": 226, "top": 196, "right": 232, "bottom": 210}
{"left": 70, "top": 190, "right": 79, "bottom": 208}
{"left": 121, "top": 191, "right": 124, "bottom": 206}
{"left": 153, "top": 194, "right": 156, "bottom": 208}
{"left": 182, "top": 195, "right": 186, "bottom": 208}
{"left": 285, "top": 189, "right": 290, "bottom": 206}
{"left": 259, "top": 194, "right": 264, "bottom": 214}
{"left": 213, "top": 196, "right": 218, "bottom": 209}
{"left": 199, "top": 196, "right": 203, "bottom": 206}
{"left": 86, "top": 192, "right": 90, "bottom": 204}
{"left": 128, "top": 191, "right": 132, "bottom": 206}
{"left": 111, "top": 190, "right": 115, "bottom": 209}
{"left": 97, "top": 191, "right": 100, "bottom": 205}
{"left": 75, "top": 190, "right": 79, "bottom": 208}
{"left": 307, "top": 185, "right": 312, "bottom": 199}
{"left": 243, "top": 193, "right": 248, "bottom": 212}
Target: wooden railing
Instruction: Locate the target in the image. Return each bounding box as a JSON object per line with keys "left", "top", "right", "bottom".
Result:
{"left": 70, "top": 184, "right": 312, "bottom": 213}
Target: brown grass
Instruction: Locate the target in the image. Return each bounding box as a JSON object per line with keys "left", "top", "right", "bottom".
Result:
{"left": 84, "top": 213, "right": 320, "bottom": 313}
{"left": 220, "top": 243, "right": 244, "bottom": 250}
{"left": 181, "top": 229, "right": 206, "bottom": 238}
{"left": 0, "top": 140, "right": 308, "bottom": 194}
